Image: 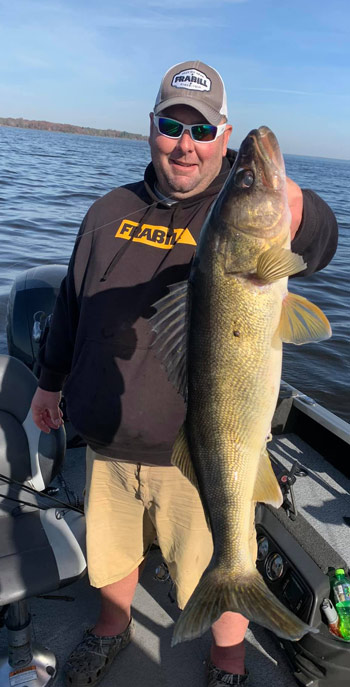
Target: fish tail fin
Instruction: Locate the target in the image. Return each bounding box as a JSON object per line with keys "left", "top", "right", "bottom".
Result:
{"left": 172, "top": 567, "right": 317, "bottom": 646}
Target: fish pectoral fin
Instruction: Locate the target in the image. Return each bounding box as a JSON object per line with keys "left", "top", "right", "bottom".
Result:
{"left": 253, "top": 449, "right": 283, "bottom": 508}
{"left": 171, "top": 424, "right": 199, "bottom": 491}
{"left": 256, "top": 246, "right": 306, "bottom": 283}
{"left": 149, "top": 280, "right": 188, "bottom": 398}
{"left": 279, "top": 292, "right": 332, "bottom": 344}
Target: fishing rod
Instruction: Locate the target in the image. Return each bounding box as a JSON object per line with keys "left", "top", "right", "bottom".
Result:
{"left": 0, "top": 473, "right": 84, "bottom": 515}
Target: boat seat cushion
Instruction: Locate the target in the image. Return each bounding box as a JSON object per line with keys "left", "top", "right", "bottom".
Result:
{"left": 0, "top": 508, "right": 86, "bottom": 605}
{"left": 0, "top": 355, "right": 37, "bottom": 422}
{"left": 0, "top": 411, "right": 31, "bottom": 482}
{"left": 0, "top": 354, "right": 65, "bottom": 489}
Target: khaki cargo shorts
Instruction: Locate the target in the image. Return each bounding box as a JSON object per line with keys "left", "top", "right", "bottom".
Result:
{"left": 85, "top": 446, "right": 257, "bottom": 609}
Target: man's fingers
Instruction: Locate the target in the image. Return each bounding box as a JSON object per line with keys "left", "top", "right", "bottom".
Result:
{"left": 33, "top": 410, "right": 52, "bottom": 434}
{"left": 45, "top": 408, "right": 63, "bottom": 429}
{"left": 31, "top": 405, "right": 63, "bottom": 433}
{"left": 286, "top": 176, "right": 303, "bottom": 239}
{"left": 48, "top": 411, "right": 62, "bottom": 427}
{"left": 31, "top": 388, "right": 63, "bottom": 431}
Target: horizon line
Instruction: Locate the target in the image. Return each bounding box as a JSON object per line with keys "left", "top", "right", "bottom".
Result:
{"left": 1, "top": 115, "right": 349, "bottom": 163}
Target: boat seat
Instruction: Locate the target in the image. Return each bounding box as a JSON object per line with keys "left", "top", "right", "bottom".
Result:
{"left": 0, "top": 354, "right": 86, "bottom": 687}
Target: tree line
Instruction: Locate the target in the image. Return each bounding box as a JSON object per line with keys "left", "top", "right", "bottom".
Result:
{"left": 0, "top": 116, "right": 148, "bottom": 141}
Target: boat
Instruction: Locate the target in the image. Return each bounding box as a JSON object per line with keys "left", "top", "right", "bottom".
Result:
{"left": 0, "top": 265, "right": 349, "bottom": 687}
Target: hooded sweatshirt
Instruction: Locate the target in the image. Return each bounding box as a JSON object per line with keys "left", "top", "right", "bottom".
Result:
{"left": 38, "top": 150, "right": 338, "bottom": 465}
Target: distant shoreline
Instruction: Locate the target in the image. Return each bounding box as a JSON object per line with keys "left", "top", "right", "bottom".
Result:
{"left": 1, "top": 117, "right": 348, "bottom": 161}
{"left": 0, "top": 116, "right": 148, "bottom": 141}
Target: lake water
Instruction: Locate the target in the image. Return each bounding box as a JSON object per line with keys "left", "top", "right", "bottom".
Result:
{"left": 0, "top": 126, "right": 349, "bottom": 421}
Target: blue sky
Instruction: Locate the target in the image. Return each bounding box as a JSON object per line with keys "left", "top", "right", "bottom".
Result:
{"left": 1, "top": 0, "right": 349, "bottom": 159}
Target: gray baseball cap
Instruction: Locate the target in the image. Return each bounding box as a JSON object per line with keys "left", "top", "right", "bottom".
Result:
{"left": 154, "top": 60, "right": 228, "bottom": 126}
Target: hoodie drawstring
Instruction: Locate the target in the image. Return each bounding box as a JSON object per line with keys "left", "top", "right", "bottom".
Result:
{"left": 100, "top": 204, "right": 156, "bottom": 282}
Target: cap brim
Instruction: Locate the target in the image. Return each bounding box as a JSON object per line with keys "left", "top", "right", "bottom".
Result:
{"left": 154, "top": 97, "right": 224, "bottom": 126}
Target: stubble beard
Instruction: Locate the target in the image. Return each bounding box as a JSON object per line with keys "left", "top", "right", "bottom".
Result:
{"left": 159, "top": 165, "right": 218, "bottom": 200}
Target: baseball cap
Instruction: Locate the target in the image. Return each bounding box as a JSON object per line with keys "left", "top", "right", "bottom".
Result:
{"left": 153, "top": 60, "right": 228, "bottom": 126}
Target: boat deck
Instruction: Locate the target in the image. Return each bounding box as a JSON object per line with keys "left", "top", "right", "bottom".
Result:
{"left": 1, "top": 432, "right": 349, "bottom": 687}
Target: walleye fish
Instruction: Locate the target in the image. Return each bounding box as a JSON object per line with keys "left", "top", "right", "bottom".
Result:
{"left": 151, "top": 126, "right": 331, "bottom": 644}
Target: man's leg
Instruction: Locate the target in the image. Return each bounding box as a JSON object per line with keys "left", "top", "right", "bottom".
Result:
{"left": 92, "top": 566, "right": 141, "bottom": 637}
{"left": 210, "top": 612, "right": 249, "bottom": 674}
{"left": 63, "top": 454, "right": 155, "bottom": 686}
{"left": 209, "top": 501, "right": 257, "bottom": 677}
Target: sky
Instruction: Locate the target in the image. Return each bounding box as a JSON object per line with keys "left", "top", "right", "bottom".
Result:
{"left": 1, "top": 0, "right": 350, "bottom": 159}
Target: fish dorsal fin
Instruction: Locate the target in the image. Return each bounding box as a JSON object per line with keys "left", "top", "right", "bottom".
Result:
{"left": 150, "top": 280, "right": 188, "bottom": 397}
{"left": 256, "top": 246, "right": 306, "bottom": 283}
{"left": 172, "top": 424, "right": 211, "bottom": 530}
{"left": 253, "top": 449, "right": 283, "bottom": 508}
{"left": 279, "top": 292, "right": 332, "bottom": 344}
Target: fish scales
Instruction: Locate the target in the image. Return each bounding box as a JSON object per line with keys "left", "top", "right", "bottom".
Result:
{"left": 188, "top": 263, "right": 283, "bottom": 568}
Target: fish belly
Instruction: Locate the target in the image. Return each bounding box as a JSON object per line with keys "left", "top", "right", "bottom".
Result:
{"left": 188, "top": 271, "right": 283, "bottom": 569}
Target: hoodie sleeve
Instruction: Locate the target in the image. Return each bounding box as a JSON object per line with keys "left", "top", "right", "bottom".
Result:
{"left": 290, "top": 189, "right": 338, "bottom": 277}
{"left": 38, "top": 213, "right": 92, "bottom": 391}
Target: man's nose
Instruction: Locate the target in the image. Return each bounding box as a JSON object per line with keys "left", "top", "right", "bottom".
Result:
{"left": 175, "top": 128, "right": 194, "bottom": 152}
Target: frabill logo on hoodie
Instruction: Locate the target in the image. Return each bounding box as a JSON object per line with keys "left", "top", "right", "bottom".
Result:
{"left": 115, "top": 219, "right": 196, "bottom": 249}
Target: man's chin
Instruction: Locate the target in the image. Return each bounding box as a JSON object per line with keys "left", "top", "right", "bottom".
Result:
{"left": 166, "top": 175, "right": 200, "bottom": 198}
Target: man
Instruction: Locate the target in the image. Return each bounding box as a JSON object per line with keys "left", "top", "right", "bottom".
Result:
{"left": 31, "top": 61, "right": 338, "bottom": 686}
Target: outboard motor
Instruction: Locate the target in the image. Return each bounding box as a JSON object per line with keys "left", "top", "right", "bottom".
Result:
{"left": 6, "top": 265, "right": 67, "bottom": 373}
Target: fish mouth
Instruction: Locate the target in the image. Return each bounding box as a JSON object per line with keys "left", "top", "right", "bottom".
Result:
{"left": 240, "top": 126, "right": 285, "bottom": 191}
{"left": 253, "top": 126, "right": 285, "bottom": 189}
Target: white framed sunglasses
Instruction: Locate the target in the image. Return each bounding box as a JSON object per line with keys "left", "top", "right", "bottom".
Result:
{"left": 153, "top": 115, "right": 227, "bottom": 143}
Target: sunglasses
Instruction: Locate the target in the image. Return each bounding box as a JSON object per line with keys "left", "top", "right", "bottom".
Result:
{"left": 153, "top": 115, "right": 227, "bottom": 143}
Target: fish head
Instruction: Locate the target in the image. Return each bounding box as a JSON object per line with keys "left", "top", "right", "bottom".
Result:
{"left": 209, "top": 126, "right": 291, "bottom": 274}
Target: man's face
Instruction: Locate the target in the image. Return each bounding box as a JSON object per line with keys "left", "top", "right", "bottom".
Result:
{"left": 149, "top": 105, "right": 232, "bottom": 200}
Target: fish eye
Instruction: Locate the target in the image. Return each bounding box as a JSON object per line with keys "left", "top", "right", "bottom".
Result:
{"left": 234, "top": 168, "right": 254, "bottom": 188}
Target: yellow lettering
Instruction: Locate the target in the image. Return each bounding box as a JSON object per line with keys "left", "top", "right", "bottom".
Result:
{"left": 133, "top": 224, "right": 168, "bottom": 249}
{"left": 115, "top": 219, "right": 139, "bottom": 239}
{"left": 137, "top": 227, "right": 152, "bottom": 241}
{"left": 114, "top": 222, "right": 196, "bottom": 249}
{"left": 153, "top": 229, "right": 166, "bottom": 244}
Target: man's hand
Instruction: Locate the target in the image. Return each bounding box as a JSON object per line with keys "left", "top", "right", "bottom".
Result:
{"left": 31, "top": 388, "right": 63, "bottom": 434}
{"left": 286, "top": 177, "right": 303, "bottom": 240}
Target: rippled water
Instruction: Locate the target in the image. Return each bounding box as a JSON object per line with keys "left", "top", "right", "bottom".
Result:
{"left": 0, "top": 127, "right": 349, "bottom": 421}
